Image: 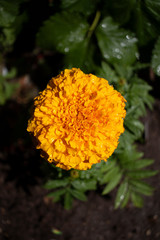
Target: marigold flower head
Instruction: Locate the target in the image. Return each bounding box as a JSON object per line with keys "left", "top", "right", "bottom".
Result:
{"left": 27, "top": 68, "right": 126, "bottom": 170}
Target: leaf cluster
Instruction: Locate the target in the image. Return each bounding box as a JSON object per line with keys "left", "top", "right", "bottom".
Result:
{"left": 44, "top": 146, "right": 158, "bottom": 209}
{"left": 0, "top": 0, "right": 159, "bottom": 209}
{"left": 37, "top": 0, "right": 159, "bottom": 209}
{"left": 0, "top": 0, "right": 27, "bottom": 53}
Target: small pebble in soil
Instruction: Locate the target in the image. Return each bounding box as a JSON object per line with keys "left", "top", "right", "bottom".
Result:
{"left": 146, "top": 229, "right": 151, "bottom": 236}
{"left": 153, "top": 215, "right": 158, "bottom": 220}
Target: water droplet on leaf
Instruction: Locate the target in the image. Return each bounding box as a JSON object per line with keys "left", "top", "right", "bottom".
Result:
{"left": 120, "top": 42, "right": 126, "bottom": 47}
{"left": 115, "top": 48, "right": 120, "bottom": 53}
{"left": 117, "top": 54, "right": 122, "bottom": 59}
{"left": 102, "top": 23, "right": 107, "bottom": 28}
{"left": 104, "top": 54, "right": 109, "bottom": 59}
{"left": 126, "top": 35, "right": 130, "bottom": 40}
{"left": 156, "top": 65, "right": 160, "bottom": 75}
{"left": 64, "top": 47, "right": 69, "bottom": 53}
{"left": 135, "top": 52, "right": 139, "bottom": 59}
{"left": 120, "top": 195, "right": 124, "bottom": 200}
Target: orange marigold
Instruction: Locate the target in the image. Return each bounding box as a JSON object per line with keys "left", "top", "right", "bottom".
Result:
{"left": 27, "top": 68, "right": 126, "bottom": 170}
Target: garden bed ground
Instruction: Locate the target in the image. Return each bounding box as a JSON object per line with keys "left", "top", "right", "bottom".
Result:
{"left": 0, "top": 98, "right": 160, "bottom": 240}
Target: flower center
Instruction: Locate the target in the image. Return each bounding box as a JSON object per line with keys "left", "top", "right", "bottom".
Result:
{"left": 60, "top": 95, "right": 97, "bottom": 136}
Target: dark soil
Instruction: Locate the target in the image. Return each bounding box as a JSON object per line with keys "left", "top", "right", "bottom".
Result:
{"left": 0, "top": 98, "right": 160, "bottom": 240}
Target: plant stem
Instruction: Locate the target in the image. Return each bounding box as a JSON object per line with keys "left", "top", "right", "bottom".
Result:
{"left": 87, "top": 11, "right": 101, "bottom": 39}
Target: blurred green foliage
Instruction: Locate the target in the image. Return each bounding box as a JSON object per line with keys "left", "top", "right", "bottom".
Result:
{"left": 0, "top": 68, "right": 18, "bottom": 105}
{"left": 0, "top": 0, "right": 160, "bottom": 208}
{"left": 0, "top": 0, "right": 26, "bottom": 104}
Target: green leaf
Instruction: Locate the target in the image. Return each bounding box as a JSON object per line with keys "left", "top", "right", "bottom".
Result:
{"left": 43, "top": 179, "right": 69, "bottom": 189}
{"left": 60, "top": 0, "right": 78, "bottom": 8}
{"left": 3, "top": 81, "right": 19, "bottom": 99}
{"left": 70, "top": 189, "right": 87, "bottom": 201}
{"left": 145, "top": 0, "right": 160, "bottom": 22}
{"left": 79, "top": 161, "right": 104, "bottom": 182}
{"left": 118, "top": 130, "right": 135, "bottom": 147}
{"left": 132, "top": 1, "right": 158, "bottom": 45}
{"left": 0, "top": 28, "right": 15, "bottom": 48}
{"left": 79, "top": 163, "right": 104, "bottom": 183}
{"left": 131, "top": 192, "right": 144, "bottom": 207}
{"left": 102, "top": 171, "right": 122, "bottom": 195}
{"left": 64, "top": 191, "right": 73, "bottom": 210}
{"left": 124, "top": 159, "right": 154, "bottom": 170}
{"left": 121, "top": 189, "right": 130, "bottom": 208}
{"left": 151, "top": 36, "right": 160, "bottom": 76}
{"left": 95, "top": 17, "right": 138, "bottom": 65}
{"left": 102, "top": 166, "right": 120, "bottom": 184}
{"left": 63, "top": 39, "right": 89, "bottom": 68}
{"left": 47, "top": 189, "right": 66, "bottom": 202}
{"left": 37, "top": 12, "right": 89, "bottom": 53}
{"left": 117, "top": 145, "right": 143, "bottom": 165}
{"left": 71, "top": 179, "right": 97, "bottom": 191}
{"left": 114, "top": 63, "right": 133, "bottom": 79}
{"left": 0, "top": 0, "right": 20, "bottom": 27}
{"left": 127, "top": 170, "right": 158, "bottom": 179}
{"left": 101, "top": 159, "right": 116, "bottom": 173}
{"left": 60, "top": 0, "right": 98, "bottom": 16}
{"left": 133, "top": 62, "right": 150, "bottom": 70}
{"left": 97, "top": 61, "right": 119, "bottom": 84}
{"left": 4, "top": 68, "right": 16, "bottom": 79}
{"left": 130, "top": 179, "right": 154, "bottom": 196}
{"left": 114, "top": 181, "right": 128, "bottom": 209}
{"left": 81, "top": 41, "right": 98, "bottom": 73}
{"left": 125, "top": 105, "right": 141, "bottom": 118}
{"left": 105, "top": 0, "right": 136, "bottom": 25}
{"left": 126, "top": 91, "right": 145, "bottom": 116}
{"left": 127, "top": 77, "right": 153, "bottom": 113}
{"left": 13, "top": 11, "right": 28, "bottom": 36}
{"left": 124, "top": 119, "right": 144, "bottom": 139}
{"left": 130, "top": 78, "right": 152, "bottom": 96}
{"left": 0, "top": 70, "right": 19, "bottom": 105}
{"left": 144, "top": 94, "right": 154, "bottom": 110}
